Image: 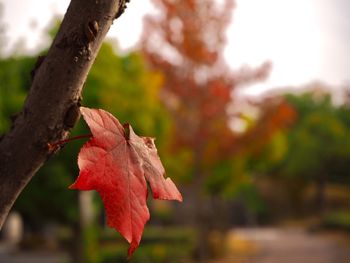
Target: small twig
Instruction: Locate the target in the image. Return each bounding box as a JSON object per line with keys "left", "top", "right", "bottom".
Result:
{"left": 48, "top": 134, "right": 92, "bottom": 151}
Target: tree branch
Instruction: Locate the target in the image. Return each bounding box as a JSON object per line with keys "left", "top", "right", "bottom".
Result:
{"left": 0, "top": 0, "right": 126, "bottom": 228}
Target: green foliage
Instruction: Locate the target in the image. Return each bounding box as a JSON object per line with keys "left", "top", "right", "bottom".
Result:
{"left": 323, "top": 210, "right": 350, "bottom": 231}
{"left": 0, "top": 56, "right": 33, "bottom": 133}
{"left": 255, "top": 91, "right": 350, "bottom": 183}
{"left": 15, "top": 159, "right": 78, "bottom": 225}
{"left": 98, "top": 227, "right": 194, "bottom": 263}
{"left": 84, "top": 43, "right": 170, "bottom": 138}
{"left": 83, "top": 225, "right": 102, "bottom": 263}
{"left": 205, "top": 156, "right": 266, "bottom": 215}
{"left": 207, "top": 157, "right": 249, "bottom": 196}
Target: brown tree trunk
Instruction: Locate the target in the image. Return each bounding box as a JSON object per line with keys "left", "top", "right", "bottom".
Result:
{"left": 192, "top": 142, "right": 211, "bottom": 262}
{"left": 0, "top": 0, "right": 127, "bottom": 228}
{"left": 315, "top": 173, "right": 327, "bottom": 215}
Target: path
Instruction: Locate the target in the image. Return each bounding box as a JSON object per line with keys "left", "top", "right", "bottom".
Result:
{"left": 0, "top": 243, "right": 69, "bottom": 263}
{"left": 227, "top": 228, "right": 350, "bottom": 263}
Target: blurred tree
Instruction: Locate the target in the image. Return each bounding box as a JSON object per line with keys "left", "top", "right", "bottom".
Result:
{"left": 141, "top": 0, "right": 270, "bottom": 260}
{"left": 285, "top": 91, "right": 350, "bottom": 213}
{"left": 253, "top": 89, "right": 350, "bottom": 215}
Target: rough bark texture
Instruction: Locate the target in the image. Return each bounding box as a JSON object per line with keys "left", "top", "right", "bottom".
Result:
{"left": 0, "top": 0, "right": 127, "bottom": 228}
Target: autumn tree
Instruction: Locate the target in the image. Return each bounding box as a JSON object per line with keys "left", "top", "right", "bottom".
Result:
{"left": 141, "top": 0, "right": 270, "bottom": 260}
{"left": 0, "top": 0, "right": 129, "bottom": 228}
{"left": 255, "top": 90, "right": 350, "bottom": 214}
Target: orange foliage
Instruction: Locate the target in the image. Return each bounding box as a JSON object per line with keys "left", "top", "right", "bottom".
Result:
{"left": 239, "top": 99, "right": 297, "bottom": 155}
{"left": 141, "top": 0, "right": 274, "bottom": 167}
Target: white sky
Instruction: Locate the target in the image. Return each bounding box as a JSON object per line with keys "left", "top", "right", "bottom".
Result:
{"left": 1, "top": 0, "right": 349, "bottom": 95}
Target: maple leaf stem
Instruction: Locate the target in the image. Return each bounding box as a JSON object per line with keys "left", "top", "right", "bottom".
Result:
{"left": 48, "top": 134, "right": 92, "bottom": 151}
{"left": 123, "top": 123, "right": 131, "bottom": 140}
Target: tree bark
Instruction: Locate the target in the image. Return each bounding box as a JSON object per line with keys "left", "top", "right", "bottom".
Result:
{"left": 0, "top": 0, "right": 126, "bottom": 228}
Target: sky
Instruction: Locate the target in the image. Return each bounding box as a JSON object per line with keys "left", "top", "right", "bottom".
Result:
{"left": 1, "top": 0, "right": 349, "bottom": 95}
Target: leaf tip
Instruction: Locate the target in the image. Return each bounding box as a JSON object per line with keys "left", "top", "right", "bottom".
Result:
{"left": 68, "top": 183, "right": 77, "bottom": 190}
{"left": 127, "top": 241, "right": 139, "bottom": 257}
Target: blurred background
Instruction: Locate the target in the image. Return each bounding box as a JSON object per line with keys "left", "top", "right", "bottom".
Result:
{"left": 1, "top": 0, "right": 350, "bottom": 262}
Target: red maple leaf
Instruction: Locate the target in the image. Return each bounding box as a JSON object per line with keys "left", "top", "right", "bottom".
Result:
{"left": 70, "top": 107, "right": 182, "bottom": 255}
